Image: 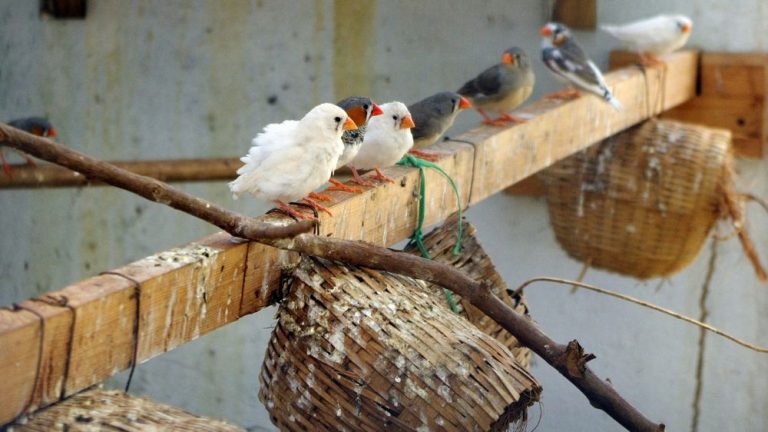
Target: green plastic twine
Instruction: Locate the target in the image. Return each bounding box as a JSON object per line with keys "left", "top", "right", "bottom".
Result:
{"left": 397, "top": 153, "right": 464, "bottom": 313}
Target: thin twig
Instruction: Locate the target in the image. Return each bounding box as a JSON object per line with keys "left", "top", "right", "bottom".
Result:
{"left": 0, "top": 122, "right": 665, "bottom": 432}
{"left": 512, "top": 276, "right": 768, "bottom": 353}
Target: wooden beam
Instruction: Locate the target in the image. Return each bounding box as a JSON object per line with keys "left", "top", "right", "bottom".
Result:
{"left": 0, "top": 158, "right": 243, "bottom": 189}
{"left": 0, "top": 50, "right": 698, "bottom": 425}
{"left": 552, "top": 0, "right": 597, "bottom": 30}
{"left": 610, "top": 51, "right": 768, "bottom": 158}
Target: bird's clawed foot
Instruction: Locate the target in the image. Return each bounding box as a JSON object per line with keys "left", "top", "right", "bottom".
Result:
{"left": 639, "top": 52, "right": 666, "bottom": 67}
{"left": 308, "top": 191, "right": 334, "bottom": 201}
{"left": 326, "top": 178, "right": 365, "bottom": 193}
{"left": 372, "top": 167, "right": 395, "bottom": 183}
{"left": 301, "top": 197, "right": 334, "bottom": 217}
{"left": 348, "top": 167, "right": 378, "bottom": 187}
{"left": 408, "top": 149, "right": 440, "bottom": 162}
{"left": 544, "top": 88, "right": 581, "bottom": 101}
{"left": 271, "top": 200, "right": 317, "bottom": 220}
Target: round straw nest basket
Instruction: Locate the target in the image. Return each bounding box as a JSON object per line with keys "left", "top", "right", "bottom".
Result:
{"left": 259, "top": 257, "right": 541, "bottom": 432}
{"left": 543, "top": 119, "right": 733, "bottom": 279}
{"left": 404, "top": 214, "right": 532, "bottom": 368}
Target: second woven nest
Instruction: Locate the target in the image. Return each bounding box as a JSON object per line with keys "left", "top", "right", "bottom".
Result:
{"left": 544, "top": 119, "right": 739, "bottom": 279}
{"left": 259, "top": 216, "right": 541, "bottom": 431}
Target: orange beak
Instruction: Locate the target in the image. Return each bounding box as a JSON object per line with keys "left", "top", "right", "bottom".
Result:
{"left": 343, "top": 117, "right": 358, "bottom": 131}
{"left": 47, "top": 127, "right": 57, "bottom": 138}
{"left": 502, "top": 52, "right": 515, "bottom": 65}
{"left": 459, "top": 96, "right": 472, "bottom": 109}
{"left": 681, "top": 22, "right": 691, "bottom": 33}
{"left": 400, "top": 114, "right": 415, "bottom": 129}
{"left": 371, "top": 103, "right": 383, "bottom": 116}
{"left": 540, "top": 25, "right": 552, "bottom": 37}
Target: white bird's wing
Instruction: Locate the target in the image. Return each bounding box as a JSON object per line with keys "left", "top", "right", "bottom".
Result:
{"left": 601, "top": 15, "right": 678, "bottom": 52}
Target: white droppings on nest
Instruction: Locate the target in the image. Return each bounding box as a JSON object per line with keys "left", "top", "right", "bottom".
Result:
{"left": 437, "top": 384, "right": 452, "bottom": 403}
{"left": 144, "top": 244, "right": 218, "bottom": 267}
{"left": 625, "top": 224, "right": 637, "bottom": 234}
{"left": 667, "top": 128, "right": 685, "bottom": 144}
{"left": 404, "top": 377, "right": 429, "bottom": 401}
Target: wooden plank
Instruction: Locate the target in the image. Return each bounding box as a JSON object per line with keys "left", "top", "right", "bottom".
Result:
{"left": 0, "top": 50, "right": 698, "bottom": 425}
{"left": 552, "top": 0, "right": 597, "bottom": 30}
{"left": 0, "top": 158, "right": 243, "bottom": 189}
{"left": 611, "top": 50, "right": 768, "bottom": 158}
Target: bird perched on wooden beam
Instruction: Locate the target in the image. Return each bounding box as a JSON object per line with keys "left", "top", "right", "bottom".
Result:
{"left": 458, "top": 47, "right": 535, "bottom": 127}
{"left": 324, "top": 96, "right": 383, "bottom": 191}
{"left": 229, "top": 103, "right": 356, "bottom": 220}
{"left": 601, "top": 14, "right": 693, "bottom": 65}
{"left": 540, "top": 22, "right": 622, "bottom": 111}
{"left": 2, "top": 117, "right": 57, "bottom": 177}
{"left": 408, "top": 91, "right": 471, "bottom": 160}
{"left": 351, "top": 101, "right": 415, "bottom": 183}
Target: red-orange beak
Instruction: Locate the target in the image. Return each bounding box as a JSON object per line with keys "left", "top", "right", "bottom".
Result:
{"left": 400, "top": 114, "right": 415, "bottom": 129}
{"left": 371, "top": 103, "right": 383, "bottom": 117}
{"left": 343, "top": 117, "right": 358, "bottom": 131}
{"left": 502, "top": 52, "right": 515, "bottom": 65}
{"left": 681, "top": 22, "right": 692, "bottom": 33}
{"left": 459, "top": 96, "right": 472, "bottom": 109}
{"left": 540, "top": 25, "right": 552, "bottom": 37}
{"left": 47, "top": 127, "right": 57, "bottom": 138}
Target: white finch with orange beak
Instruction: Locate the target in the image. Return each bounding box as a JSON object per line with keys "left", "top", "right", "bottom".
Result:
{"left": 351, "top": 102, "right": 415, "bottom": 183}
{"left": 601, "top": 15, "right": 693, "bottom": 64}
{"left": 229, "top": 103, "right": 356, "bottom": 219}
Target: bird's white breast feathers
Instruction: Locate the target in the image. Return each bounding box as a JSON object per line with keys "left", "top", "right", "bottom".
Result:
{"left": 354, "top": 115, "right": 413, "bottom": 170}
{"left": 602, "top": 15, "right": 690, "bottom": 54}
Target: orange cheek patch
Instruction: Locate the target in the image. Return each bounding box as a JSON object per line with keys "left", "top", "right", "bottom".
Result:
{"left": 345, "top": 106, "right": 367, "bottom": 128}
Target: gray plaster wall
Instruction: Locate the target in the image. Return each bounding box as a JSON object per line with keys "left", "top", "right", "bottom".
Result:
{"left": 1, "top": 1, "right": 766, "bottom": 431}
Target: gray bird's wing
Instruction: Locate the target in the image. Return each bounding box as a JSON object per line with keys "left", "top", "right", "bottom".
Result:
{"left": 458, "top": 64, "right": 504, "bottom": 98}
{"left": 545, "top": 40, "right": 604, "bottom": 88}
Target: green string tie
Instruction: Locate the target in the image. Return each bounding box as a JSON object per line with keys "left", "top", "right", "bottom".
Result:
{"left": 397, "top": 153, "right": 463, "bottom": 313}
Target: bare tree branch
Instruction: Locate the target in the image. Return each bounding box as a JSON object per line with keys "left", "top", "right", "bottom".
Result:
{"left": 0, "top": 122, "right": 664, "bottom": 432}
{"left": 0, "top": 124, "right": 315, "bottom": 239}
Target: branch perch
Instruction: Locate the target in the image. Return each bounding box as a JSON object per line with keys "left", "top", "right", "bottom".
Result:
{"left": 0, "top": 123, "right": 664, "bottom": 432}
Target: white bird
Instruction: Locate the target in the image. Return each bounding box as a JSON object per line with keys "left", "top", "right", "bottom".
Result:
{"left": 351, "top": 101, "right": 415, "bottom": 183}
{"left": 601, "top": 14, "right": 692, "bottom": 64}
{"left": 540, "top": 22, "right": 622, "bottom": 111}
{"left": 229, "top": 103, "right": 357, "bottom": 220}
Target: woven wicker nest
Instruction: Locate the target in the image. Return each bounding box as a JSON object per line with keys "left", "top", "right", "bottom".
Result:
{"left": 404, "top": 214, "right": 532, "bottom": 368}
{"left": 9, "top": 388, "right": 243, "bottom": 432}
{"left": 543, "top": 118, "right": 764, "bottom": 280}
{"left": 259, "top": 257, "right": 541, "bottom": 432}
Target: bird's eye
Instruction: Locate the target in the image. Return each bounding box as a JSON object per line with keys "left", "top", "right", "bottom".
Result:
{"left": 451, "top": 99, "right": 457, "bottom": 105}
{"left": 363, "top": 104, "right": 369, "bottom": 110}
{"left": 334, "top": 116, "right": 341, "bottom": 123}
{"left": 392, "top": 115, "right": 398, "bottom": 120}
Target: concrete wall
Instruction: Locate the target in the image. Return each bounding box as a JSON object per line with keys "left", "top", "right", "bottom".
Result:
{"left": 1, "top": 1, "right": 766, "bottom": 430}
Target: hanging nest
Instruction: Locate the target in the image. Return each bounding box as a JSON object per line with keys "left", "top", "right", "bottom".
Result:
{"left": 8, "top": 388, "right": 244, "bottom": 432}
{"left": 259, "top": 257, "right": 541, "bottom": 432}
{"left": 404, "top": 214, "right": 532, "bottom": 368}
{"left": 543, "top": 118, "right": 766, "bottom": 280}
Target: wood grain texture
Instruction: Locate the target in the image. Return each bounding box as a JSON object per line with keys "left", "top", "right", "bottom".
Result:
{"left": 552, "top": 0, "right": 596, "bottom": 30}
{"left": 0, "top": 50, "right": 699, "bottom": 426}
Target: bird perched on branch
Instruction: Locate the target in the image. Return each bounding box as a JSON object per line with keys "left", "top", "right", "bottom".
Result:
{"left": 2, "top": 117, "right": 57, "bottom": 177}
{"left": 324, "top": 96, "right": 383, "bottom": 191}
{"left": 229, "top": 103, "right": 356, "bottom": 220}
{"left": 601, "top": 14, "right": 693, "bottom": 65}
{"left": 351, "top": 101, "right": 415, "bottom": 183}
{"left": 458, "top": 47, "right": 535, "bottom": 126}
{"left": 408, "top": 91, "right": 471, "bottom": 160}
{"left": 540, "top": 22, "right": 622, "bottom": 111}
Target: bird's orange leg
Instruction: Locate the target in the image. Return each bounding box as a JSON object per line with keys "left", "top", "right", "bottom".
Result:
{"left": 408, "top": 149, "right": 440, "bottom": 162}
{"left": 372, "top": 167, "right": 395, "bottom": 184}
{"left": 544, "top": 87, "right": 581, "bottom": 101}
{"left": 476, "top": 108, "right": 505, "bottom": 127}
{"left": 301, "top": 196, "right": 334, "bottom": 217}
{"left": 13, "top": 149, "right": 37, "bottom": 167}
{"left": 0, "top": 150, "right": 14, "bottom": 178}
{"left": 496, "top": 113, "right": 527, "bottom": 124}
{"left": 272, "top": 200, "right": 316, "bottom": 220}
{"left": 308, "top": 191, "right": 334, "bottom": 201}
{"left": 639, "top": 52, "right": 665, "bottom": 67}
{"left": 327, "top": 168, "right": 366, "bottom": 192}
{"left": 348, "top": 166, "right": 378, "bottom": 187}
